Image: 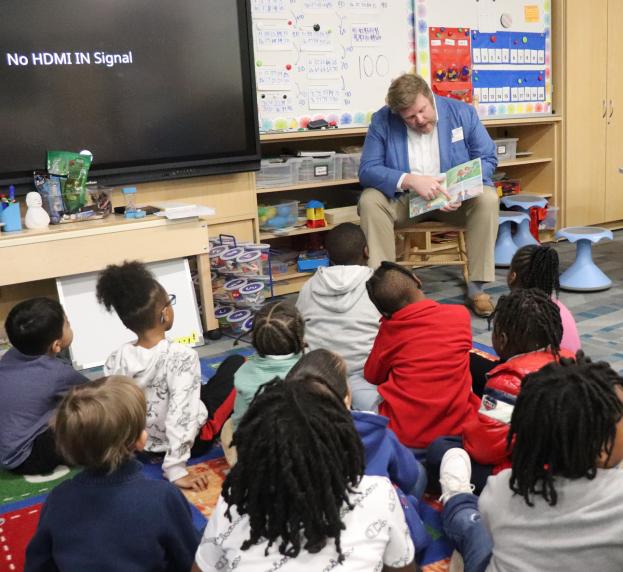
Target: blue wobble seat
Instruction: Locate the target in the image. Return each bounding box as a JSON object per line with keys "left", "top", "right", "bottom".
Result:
{"left": 495, "top": 211, "right": 530, "bottom": 267}
{"left": 556, "top": 227, "right": 614, "bottom": 291}
{"left": 500, "top": 195, "right": 548, "bottom": 247}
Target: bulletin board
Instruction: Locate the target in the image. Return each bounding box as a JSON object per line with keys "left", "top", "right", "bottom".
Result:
{"left": 57, "top": 259, "right": 204, "bottom": 370}
{"left": 251, "top": 0, "right": 415, "bottom": 132}
{"left": 414, "top": 0, "right": 551, "bottom": 117}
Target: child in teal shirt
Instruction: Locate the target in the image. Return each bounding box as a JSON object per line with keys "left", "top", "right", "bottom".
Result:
{"left": 230, "top": 301, "right": 304, "bottom": 430}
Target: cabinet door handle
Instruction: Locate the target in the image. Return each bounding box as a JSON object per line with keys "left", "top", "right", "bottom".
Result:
{"left": 603, "top": 99, "right": 607, "bottom": 118}
{"left": 609, "top": 100, "right": 614, "bottom": 119}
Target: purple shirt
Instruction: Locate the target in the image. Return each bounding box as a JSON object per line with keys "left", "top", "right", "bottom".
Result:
{"left": 0, "top": 348, "right": 86, "bottom": 469}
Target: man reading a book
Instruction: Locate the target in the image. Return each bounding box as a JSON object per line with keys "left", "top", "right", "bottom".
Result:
{"left": 358, "top": 73, "right": 498, "bottom": 317}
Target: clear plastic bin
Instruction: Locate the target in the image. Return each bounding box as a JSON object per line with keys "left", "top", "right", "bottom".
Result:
{"left": 256, "top": 157, "right": 299, "bottom": 188}
{"left": 493, "top": 138, "right": 518, "bottom": 161}
{"left": 336, "top": 152, "right": 362, "bottom": 180}
{"left": 258, "top": 200, "right": 299, "bottom": 230}
{"left": 297, "top": 156, "right": 337, "bottom": 182}
{"left": 539, "top": 206, "right": 559, "bottom": 230}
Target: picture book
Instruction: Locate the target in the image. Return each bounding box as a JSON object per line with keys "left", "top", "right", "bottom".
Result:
{"left": 409, "top": 158, "right": 483, "bottom": 218}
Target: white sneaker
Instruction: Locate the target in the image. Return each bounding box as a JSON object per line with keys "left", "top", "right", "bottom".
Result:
{"left": 439, "top": 448, "right": 474, "bottom": 504}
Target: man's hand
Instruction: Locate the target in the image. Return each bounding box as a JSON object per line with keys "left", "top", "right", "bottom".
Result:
{"left": 174, "top": 473, "right": 210, "bottom": 492}
{"left": 402, "top": 174, "right": 449, "bottom": 201}
{"left": 440, "top": 200, "right": 461, "bottom": 213}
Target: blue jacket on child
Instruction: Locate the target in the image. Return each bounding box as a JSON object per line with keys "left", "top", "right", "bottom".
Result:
{"left": 352, "top": 410, "right": 431, "bottom": 553}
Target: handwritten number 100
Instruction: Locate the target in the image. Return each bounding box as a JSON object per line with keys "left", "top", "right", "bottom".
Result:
{"left": 358, "top": 54, "right": 389, "bottom": 79}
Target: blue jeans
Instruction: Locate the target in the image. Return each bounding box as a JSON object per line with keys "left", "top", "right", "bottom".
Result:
{"left": 410, "top": 456, "right": 427, "bottom": 500}
{"left": 443, "top": 493, "right": 493, "bottom": 572}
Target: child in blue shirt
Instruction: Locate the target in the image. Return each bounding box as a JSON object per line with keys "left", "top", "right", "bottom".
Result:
{"left": 286, "top": 349, "right": 431, "bottom": 555}
{"left": 0, "top": 297, "right": 86, "bottom": 474}
{"left": 26, "top": 375, "right": 199, "bottom": 572}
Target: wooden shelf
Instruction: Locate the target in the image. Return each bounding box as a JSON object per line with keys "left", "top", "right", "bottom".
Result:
{"left": 260, "top": 127, "right": 367, "bottom": 143}
{"left": 482, "top": 114, "right": 562, "bottom": 127}
{"left": 271, "top": 269, "right": 311, "bottom": 282}
{"left": 260, "top": 223, "right": 336, "bottom": 240}
{"left": 498, "top": 157, "right": 553, "bottom": 167}
{"left": 259, "top": 116, "right": 562, "bottom": 142}
{"left": 257, "top": 178, "right": 360, "bottom": 194}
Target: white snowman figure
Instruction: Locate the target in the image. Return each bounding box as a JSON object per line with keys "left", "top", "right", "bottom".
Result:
{"left": 25, "top": 191, "right": 50, "bottom": 229}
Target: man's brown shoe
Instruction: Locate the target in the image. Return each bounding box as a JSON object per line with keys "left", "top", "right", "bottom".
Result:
{"left": 468, "top": 292, "right": 494, "bottom": 318}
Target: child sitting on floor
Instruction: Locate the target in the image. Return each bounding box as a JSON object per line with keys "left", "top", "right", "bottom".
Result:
{"left": 508, "top": 244, "right": 581, "bottom": 353}
{"left": 0, "top": 298, "right": 87, "bottom": 475}
{"left": 429, "top": 288, "right": 574, "bottom": 493}
{"left": 221, "top": 301, "right": 304, "bottom": 466}
{"left": 296, "top": 222, "right": 381, "bottom": 411}
{"left": 364, "top": 262, "right": 480, "bottom": 451}
{"left": 25, "top": 376, "right": 199, "bottom": 572}
{"left": 193, "top": 376, "right": 417, "bottom": 572}
{"left": 438, "top": 353, "right": 623, "bottom": 572}
{"left": 287, "top": 348, "right": 431, "bottom": 554}
{"left": 230, "top": 301, "right": 303, "bottom": 430}
{"left": 97, "top": 261, "right": 238, "bottom": 491}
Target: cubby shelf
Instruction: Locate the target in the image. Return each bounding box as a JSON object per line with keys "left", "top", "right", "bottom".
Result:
{"left": 257, "top": 178, "right": 359, "bottom": 194}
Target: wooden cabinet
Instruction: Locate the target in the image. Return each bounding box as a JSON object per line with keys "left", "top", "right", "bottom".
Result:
{"left": 255, "top": 117, "right": 561, "bottom": 295}
{"left": 564, "top": 0, "right": 623, "bottom": 226}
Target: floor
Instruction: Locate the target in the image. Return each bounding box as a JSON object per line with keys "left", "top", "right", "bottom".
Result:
{"left": 198, "top": 230, "right": 623, "bottom": 372}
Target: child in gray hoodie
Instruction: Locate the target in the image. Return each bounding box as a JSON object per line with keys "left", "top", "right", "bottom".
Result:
{"left": 296, "top": 223, "right": 381, "bottom": 411}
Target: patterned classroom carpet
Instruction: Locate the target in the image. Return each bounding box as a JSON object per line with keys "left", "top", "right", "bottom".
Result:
{"left": 1, "top": 347, "right": 502, "bottom": 571}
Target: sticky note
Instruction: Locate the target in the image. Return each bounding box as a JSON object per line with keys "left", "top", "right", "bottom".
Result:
{"left": 525, "top": 5, "right": 540, "bottom": 23}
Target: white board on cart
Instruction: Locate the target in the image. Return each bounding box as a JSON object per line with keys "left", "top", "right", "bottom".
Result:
{"left": 57, "top": 258, "right": 204, "bottom": 370}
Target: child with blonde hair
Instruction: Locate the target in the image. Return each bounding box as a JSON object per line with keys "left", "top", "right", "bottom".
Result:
{"left": 26, "top": 376, "right": 199, "bottom": 572}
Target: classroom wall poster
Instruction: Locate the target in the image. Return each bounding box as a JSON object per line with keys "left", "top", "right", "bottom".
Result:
{"left": 415, "top": 0, "right": 552, "bottom": 117}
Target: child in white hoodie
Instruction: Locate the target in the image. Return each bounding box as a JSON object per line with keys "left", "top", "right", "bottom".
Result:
{"left": 97, "top": 261, "right": 238, "bottom": 491}
{"left": 296, "top": 223, "right": 381, "bottom": 411}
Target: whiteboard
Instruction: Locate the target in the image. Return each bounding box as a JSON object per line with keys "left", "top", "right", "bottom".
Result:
{"left": 57, "top": 259, "right": 204, "bottom": 370}
{"left": 415, "top": 0, "right": 551, "bottom": 118}
{"left": 251, "top": 0, "right": 415, "bottom": 131}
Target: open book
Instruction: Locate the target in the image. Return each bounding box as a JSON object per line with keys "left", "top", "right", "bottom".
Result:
{"left": 409, "top": 158, "right": 483, "bottom": 218}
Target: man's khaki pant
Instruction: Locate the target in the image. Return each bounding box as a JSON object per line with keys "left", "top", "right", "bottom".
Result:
{"left": 358, "top": 186, "right": 499, "bottom": 282}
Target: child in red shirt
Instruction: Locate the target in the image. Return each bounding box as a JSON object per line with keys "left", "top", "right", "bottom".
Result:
{"left": 364, "top": 262, "right": 480, "bottom": 450}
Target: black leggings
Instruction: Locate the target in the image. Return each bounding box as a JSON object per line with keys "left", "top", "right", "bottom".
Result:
{"left": 11, "top": 428, "right": 66, "bottom": 476}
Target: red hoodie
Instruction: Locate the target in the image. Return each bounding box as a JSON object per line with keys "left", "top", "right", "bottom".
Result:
{"left": 463, "top": 349, "right": 574, "bottom": 473}
{"left": 364, "top": 299, "right": 480, "bottom": 448}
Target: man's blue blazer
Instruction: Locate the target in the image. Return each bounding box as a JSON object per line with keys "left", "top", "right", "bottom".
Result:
{"left": 358, "top": 95, "right": 497, "bottom": 198}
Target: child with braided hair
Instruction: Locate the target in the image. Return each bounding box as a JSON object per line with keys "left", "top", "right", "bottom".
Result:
{"left": 97, "top": 261, "right": 238, "bottom": 491}
{"left": 428, "top": 288, "right": 574, "bottom": 493}
{"left": 229, "top": 301, "right": 304, "bottom": 430}
{"left": 193, "top": 375, "right": 417, "bottom": 571}
{"left": 437, "top": 353, "right": 623, "bottom": 572}
{"left": 508, "top": 244, "right": 581, "bottom": 353}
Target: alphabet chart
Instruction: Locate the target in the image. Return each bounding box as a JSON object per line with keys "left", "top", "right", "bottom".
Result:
{"left": 251, "top": 0, "right": 415, "bottom": 131}
{"left": 414, "top": 0, "right": 551, "bottom": 117}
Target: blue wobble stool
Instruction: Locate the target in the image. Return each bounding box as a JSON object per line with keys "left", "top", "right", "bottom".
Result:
{"left": 556, "top": 227, "right": 614, "bottom": 291}
{"left": 495, "top": 211, "right": 530, "bottom": 267}
{"left": 500, "top": 195, "right": 548, "bottom": 247}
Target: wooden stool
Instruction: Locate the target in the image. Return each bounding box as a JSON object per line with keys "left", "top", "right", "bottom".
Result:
{"left": 396, "top": 221, "right": 469, "bottom": 284}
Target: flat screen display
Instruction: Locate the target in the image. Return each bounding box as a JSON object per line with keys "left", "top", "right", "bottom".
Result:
{"left": 0, "top": 0, "right": 260, "bottom": 186}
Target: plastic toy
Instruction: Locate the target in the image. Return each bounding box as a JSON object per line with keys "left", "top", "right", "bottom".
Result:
{"left": 25, "top": 192, "right": 50, "bottom": 229}
{"left": 447, "top": 67, "right": 459, "bottom": 81}
{"left": 306, "top": 200, "right": 326, "bottom": 228}
{"left": 435, "top": 68, "right": 447, "bottom": 82}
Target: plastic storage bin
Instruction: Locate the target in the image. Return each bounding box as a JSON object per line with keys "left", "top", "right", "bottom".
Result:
{"left": 539, "top": 206, "right": 559, "bottom": 230}
{"left": 493, "top": 138, "right": 518, "bottom": 161}
{"left": 258, "top": 200, "right": 299, "bottom": 230}
{"left": 256, "top": 157, "right": 299, "bottom": 188}
{"left": 336, "top": 152, "right": 362, "bottom": 180}
{"left": 297, "top": 156, "right": 337, "bottom": 182}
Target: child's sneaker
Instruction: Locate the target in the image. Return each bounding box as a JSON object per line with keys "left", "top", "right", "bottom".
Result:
{"left": 439, "top": 448, "right": 475, "bottom": 503}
